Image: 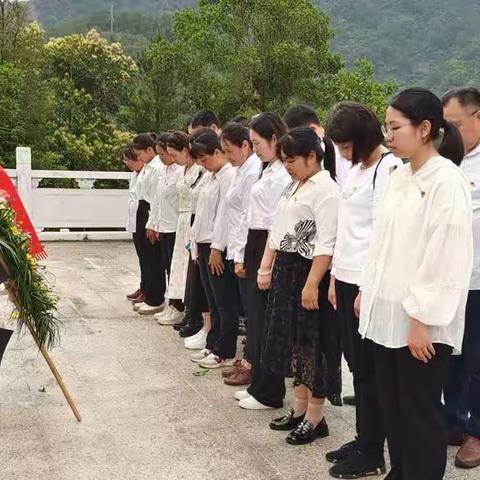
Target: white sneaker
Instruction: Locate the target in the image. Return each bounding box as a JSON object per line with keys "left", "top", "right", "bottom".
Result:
{"left": 156, "top": 307, "right": 184, "bottom": 325}
{"left": 154, "top": 305, "right": 174, "bottom": 320}
{"left": 137, "top": 302, "right": 166, "bottom": 315}
{"left": 133, "top": 302, "right": 145, "bottom": 312}
{"left": 190, "top": 349, "right": 211, "bottom": 363}
{"left": 199, "top": 354, "right": 235, "bottom": 369}
{"left": 183, "top": 329, "right": 204, "bottom": 344}
{"left": 234, "top": 390, "right": 250, "bottom": 401}
{"left": 184, "top": 330, "right": 207, "bottom": 350}
{"left": 238, "top": 396, "right": 273, "bottom": 410}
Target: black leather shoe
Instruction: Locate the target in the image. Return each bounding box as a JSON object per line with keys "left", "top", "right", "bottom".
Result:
{"left": 326, "top": 438, "right": 359, "bottom": 463}
{"left": 270, "top": 408, "right": 305, "bottom": 431}
{"left": 179, "top": 322, "right": 203, "bottom": 338}
{"left": 329, "top": 451, "right": 386, "bottom": 478}
{"left": 173, "top": 313, "right": 189, "bottom": 331}
{"left": 286, "top": 417, "right": 329, "bottom": 445}
{"left": 343, "top": 395, "right": 356, "bottom": 406}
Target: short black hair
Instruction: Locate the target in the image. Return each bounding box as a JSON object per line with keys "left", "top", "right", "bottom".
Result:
{"left": 441, "top": 87, "right": 480, "bottom": 109}
{"left": 326, "top": 102, "right": 383, "bottom": 164}
{"left": 155, "top": 132, "right": 171, "bottom": 150}
{"left": 283, "top": 105, "right": 320, "bottom": 129}
{"left": 190, "top": 110, "right": 221, "bottom": 129}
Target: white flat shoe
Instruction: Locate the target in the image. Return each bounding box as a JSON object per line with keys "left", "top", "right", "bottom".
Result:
{"left": 234, "top": 390, "right": 250, "bottom": 401}
{"left": 238, "top": 396, "right": 273, "bottom": 410}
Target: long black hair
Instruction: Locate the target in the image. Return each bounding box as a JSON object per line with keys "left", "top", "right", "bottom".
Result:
{"left": 280, "top": 127, "right": 336, "bottom": 180}
{"left": 249, "top": 112, "right": 288, "bottom": 158}
{"left": 166, "top": 131, "right": 189, "bottom": 152}
{"left": 390, "top": 87, "right": 464, "bottom": 165}
{"left": 221, "top": 122, "right": 252, "bottom": 149}
{"left": 188, "top": 128, "right": 223, "bottom": 160}
{"left": 132, "top": 132, "right": 157, "bottom": 151}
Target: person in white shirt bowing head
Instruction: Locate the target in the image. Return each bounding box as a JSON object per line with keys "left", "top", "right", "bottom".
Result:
{"left": 147, "top": 132, "right": 184, "bottom": 325}
{"left": 258, "top": 127, "right": 338, "bottom": 446}
{"left": 216, "top": 122, "right": 261, "bottom": 387}
{"left": 154, "top": 131, "right": 208, "bottom": 340}
{"left": 442, "top": 87, "right": 480, "bottom": 469}
{"left": 123, "top": 145, "right": 147, "bottom": 305}
{"left": 233, "top": 113, "right": 291, "bottom": 411}
{"left": 132, "top": 133, "right": 168, "bottom": 315}
{"left": 358, "top": 88, "right": 472, "bottom": 480}
{"left": 189, "top": 128, "right": 238, "bottom": 369}
{"left": 325, "top": 102, "right": 403, "bottom": 480}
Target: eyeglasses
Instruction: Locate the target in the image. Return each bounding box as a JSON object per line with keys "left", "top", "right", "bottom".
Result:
{"left": 381, "top": 123, "right": 410, "bottom": 141}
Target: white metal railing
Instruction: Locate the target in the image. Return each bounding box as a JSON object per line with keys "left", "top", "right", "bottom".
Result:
{"left": 5, "top": 147, "right": 132, "bottom": 241}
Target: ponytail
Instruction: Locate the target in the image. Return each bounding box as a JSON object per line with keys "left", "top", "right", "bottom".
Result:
{"left": 322, "top": 137, "right": 336, "bottom": 181}
{"left": 438, "top": 121, "right": 464, "bottom": 166}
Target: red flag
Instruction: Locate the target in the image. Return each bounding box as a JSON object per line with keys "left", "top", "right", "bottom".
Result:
{"left": 0, "top": 166, "right": 47, "bottom": 259}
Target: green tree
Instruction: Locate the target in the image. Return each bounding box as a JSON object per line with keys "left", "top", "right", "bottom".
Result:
{"left": 129, "top": 0, "right": 395, "bottom": 129}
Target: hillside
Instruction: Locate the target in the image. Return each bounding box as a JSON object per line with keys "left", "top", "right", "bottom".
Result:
{"left": 30, "top": 0, "right": 480, "bottom": 92}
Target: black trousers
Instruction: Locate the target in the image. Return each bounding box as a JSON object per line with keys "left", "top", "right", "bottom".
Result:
{"left": 245, "top": 229, "right": 285, "bottom": 408}
{"left": 197, "top": 243, "right": 239, "bottom": 359}
{"left": 444, "top": 289, "right": 480, "bottom": 439}
{"left": 374, "top": 343, "right": 452, "bottom": 480}
{"left": 132, "top": 201, "right": 150, "bottom": 292}
{"left": 336, "top": 280, "right": 385, "bottom": 462}
{"left": 140, "top": 202, "right": 166, "bottom": 307}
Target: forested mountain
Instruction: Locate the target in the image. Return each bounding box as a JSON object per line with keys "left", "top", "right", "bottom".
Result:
{"left": 30, "top": 0, "right": 480, "bottom": 92}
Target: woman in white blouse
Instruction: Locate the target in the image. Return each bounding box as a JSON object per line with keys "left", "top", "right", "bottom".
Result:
{"left": 258, "top": 127, "right": 338, "bottom": 446}
{"left": 233, "top": 113, "right": 291, "bottom": 410}
{"left": 155, "top": 132, "right": 208, "bottom": 337}
{"left": 216, "top": 122, "right": 261, "bottom": 387}
{"left": 123, "top": 145, "right": 147, "bottom": 304}
{"left": 358, "top": 88, "right": 472, "bottom": 480}
{"left": 324, "top": 102, "right": 403, "bottom": 479}
{"left": 132, "top": 133, "right": 167, "bottom": 315}
{"left": 188, "top": 128, "right": 239, "bottom": 369}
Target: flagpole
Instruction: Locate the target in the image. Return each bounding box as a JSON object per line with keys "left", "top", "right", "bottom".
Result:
{"left": 0, "top": 255, "right": 82, "bottom": 422}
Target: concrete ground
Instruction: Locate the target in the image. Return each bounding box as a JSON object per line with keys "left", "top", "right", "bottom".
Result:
{"left": 0, "top": 242, "right": 477, "bottom": 480}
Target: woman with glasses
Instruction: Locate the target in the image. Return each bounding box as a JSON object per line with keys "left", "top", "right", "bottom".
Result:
{"left": 258, "top": 127, "right": 338, "bottom": 445}
{"left": 358, "top": 88, "right": 472, "bottom": 480}
{"left": 325, "top": 102, "right": 403, "bottom": 479}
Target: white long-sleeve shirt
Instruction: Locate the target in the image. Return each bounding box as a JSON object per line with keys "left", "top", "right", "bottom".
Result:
{"left": 126, "top": 171, "right": 140, "bottom": 233}
{"left": 460, "top": 143, "right": 480, "bottom": 290}
{"left": 212, "top": 153, "right": 262, "bottom": 259}
{"left": 359, "top": 156, "right": 473, "bottom": 353}
{"left": 191, "top": 162, "right": 236, "bottom": 245}
{"left": 146, "top": 163, "right": 183, "bottom": 233}
{"left": 332, "top": 152, "right": 403, "bottom": 285}
{"left": 270, "top": 170, "right": 338, "bottom": 259}
{"left": 136, "top": 156, "right": 165, "bottom": 204}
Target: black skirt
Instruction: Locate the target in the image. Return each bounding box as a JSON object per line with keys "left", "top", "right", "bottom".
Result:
{"left": 261, "top": 251, "right": 336, "bottom": 398}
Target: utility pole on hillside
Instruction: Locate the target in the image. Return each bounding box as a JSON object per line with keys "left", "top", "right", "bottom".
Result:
{"left": 110, "top": 3, "right": 115, "bottom": 34}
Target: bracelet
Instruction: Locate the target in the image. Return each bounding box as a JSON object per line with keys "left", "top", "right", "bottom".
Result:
{"left": 257, "top": 269, "right": 272, "bottom": 276}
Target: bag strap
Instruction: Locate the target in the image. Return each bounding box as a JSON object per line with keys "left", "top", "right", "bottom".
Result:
{"left": 373, "top": 152, "right": 396, "bottom": 190}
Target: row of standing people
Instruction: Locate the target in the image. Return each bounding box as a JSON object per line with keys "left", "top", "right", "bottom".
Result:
{"left": 123, "top": 86, "right": 480, "bottom": 479}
